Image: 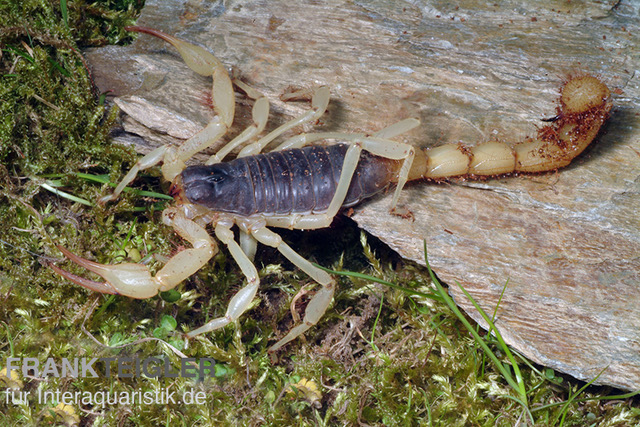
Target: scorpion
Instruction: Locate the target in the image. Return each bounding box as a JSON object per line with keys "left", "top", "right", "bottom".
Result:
{"left": 51, "top": 26, "right": 612, "bottom": 352}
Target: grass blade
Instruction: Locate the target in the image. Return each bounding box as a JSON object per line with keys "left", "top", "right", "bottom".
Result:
{"left": 314, "top": 264, "right": 443, "bottom": 302}
{"left": 422, "top": 241, "right": 529, "bottom": 409}
{"left": 75, "top": 172, "right": 173, "bottom": 200}
{"left": 60, "top": 0, "right": 69, "bottom": 29}
{"left": 454, "top": 279, "right": 526, "bottom": 399}
{"left": 40, "top": 182, "right": 93, "bottom": 206}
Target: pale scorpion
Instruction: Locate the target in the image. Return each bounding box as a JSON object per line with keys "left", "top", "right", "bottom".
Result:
{"left": 51, "top": 26, "right": 612, "bottom": 352}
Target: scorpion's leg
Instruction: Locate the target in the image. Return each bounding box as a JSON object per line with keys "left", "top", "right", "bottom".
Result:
{"left": 186, "top": 222, "right": 260, "bottom": 336}
{"left": 51, "top": 207, "right": 217, "bottom": 298}
{"left": 100, "top": 27, "right": 235, "bottom": 203}
{"left": 237, "top": 86, "right": 331, "bottom": 157}
{"left": 325, "top": 135, "right": 415, "bottom": 213}
{"left": 250, "top": 226, "right": 335, "bottom": 352}
{"left": 98, "top": 145, "right": 170, "bottom": 205}
{"left": 272, "top": 118, "right": 420, "bottom": 152}
{"left": 239, "top": 230, "right": 259, "bottom": 261}
{"left": 205, "top": 80, "right": 270, "bottom": 165}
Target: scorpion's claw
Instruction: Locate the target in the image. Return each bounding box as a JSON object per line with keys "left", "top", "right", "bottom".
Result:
{"left": 49, "top": 263, "right": 118, "bottom": 295}
{"left": 124, "top": 26, "right": 223, "bottom": 77}
{"left": 52, "top": 245, "right": 160, "bottom": 299}
{"left": 125, "top": 25, "right": 234, "bottom": 128}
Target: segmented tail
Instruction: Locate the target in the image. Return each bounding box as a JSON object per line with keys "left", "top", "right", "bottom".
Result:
{"left": 405, "top": 75, "right": 612, "bottom": 181}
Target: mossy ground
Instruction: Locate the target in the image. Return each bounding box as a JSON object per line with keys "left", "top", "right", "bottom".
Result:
{"left": 1, "top": 1, "right": 639, "bottom": 426}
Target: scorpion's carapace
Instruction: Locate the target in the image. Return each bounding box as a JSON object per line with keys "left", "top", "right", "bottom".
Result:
{"left": 51, "top": 26, "right": 612, "bottom": 353}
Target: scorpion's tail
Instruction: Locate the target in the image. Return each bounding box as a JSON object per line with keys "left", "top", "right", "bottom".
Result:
{"left": 404, "top": 75, "right": 612, "bottom": 182}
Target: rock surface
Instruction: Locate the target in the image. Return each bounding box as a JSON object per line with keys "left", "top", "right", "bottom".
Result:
{"left": 85, "top": 0, "right": 640, "bottom": 390}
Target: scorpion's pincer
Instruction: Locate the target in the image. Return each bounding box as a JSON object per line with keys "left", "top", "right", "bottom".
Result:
{"left": 50, "top": 246, "right": 120, "bottom": 295}
{"left": 51, "top": 245, "right": 162, "bottom": 299}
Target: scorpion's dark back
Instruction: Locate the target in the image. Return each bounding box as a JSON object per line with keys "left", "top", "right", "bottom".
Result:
{"left": 181, "top": 145, "right": 396, "bottom": 217}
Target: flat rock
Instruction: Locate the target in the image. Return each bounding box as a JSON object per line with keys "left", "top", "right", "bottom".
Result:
{"left": 84, "top": 0, "right": 640, "bottom": 390}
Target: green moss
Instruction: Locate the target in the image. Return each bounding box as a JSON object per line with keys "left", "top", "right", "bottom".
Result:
{"left": 1, "top": 1, "right": 639, "bottom": 425}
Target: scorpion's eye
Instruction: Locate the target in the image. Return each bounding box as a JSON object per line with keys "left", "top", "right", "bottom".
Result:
{"left": 207, "top": 172, "right": 225, "bottom": 184}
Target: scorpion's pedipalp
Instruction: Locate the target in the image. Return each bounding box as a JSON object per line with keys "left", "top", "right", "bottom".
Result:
{"left": 125, "top": 26, "right": 224, "bottom": 76}
{"left": 101, "top": 27, "right": 237, "bottom": 205}
{"left": 49, "top": 260, "right": 118, "bottom": 295}
{"left": 125, "top": 26, "right": 235, "bottom": 128}
{"left": 164, "top": 32, "right": 235, "bottom": 128}
{"left": 176, "top": 118, "right": 228, "bottom": 163}
{"left": 54, "top": 245, "right": 161, "bottom": 299}
{"left": 52, "top": 209, "right": 218, "bottom": 300}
